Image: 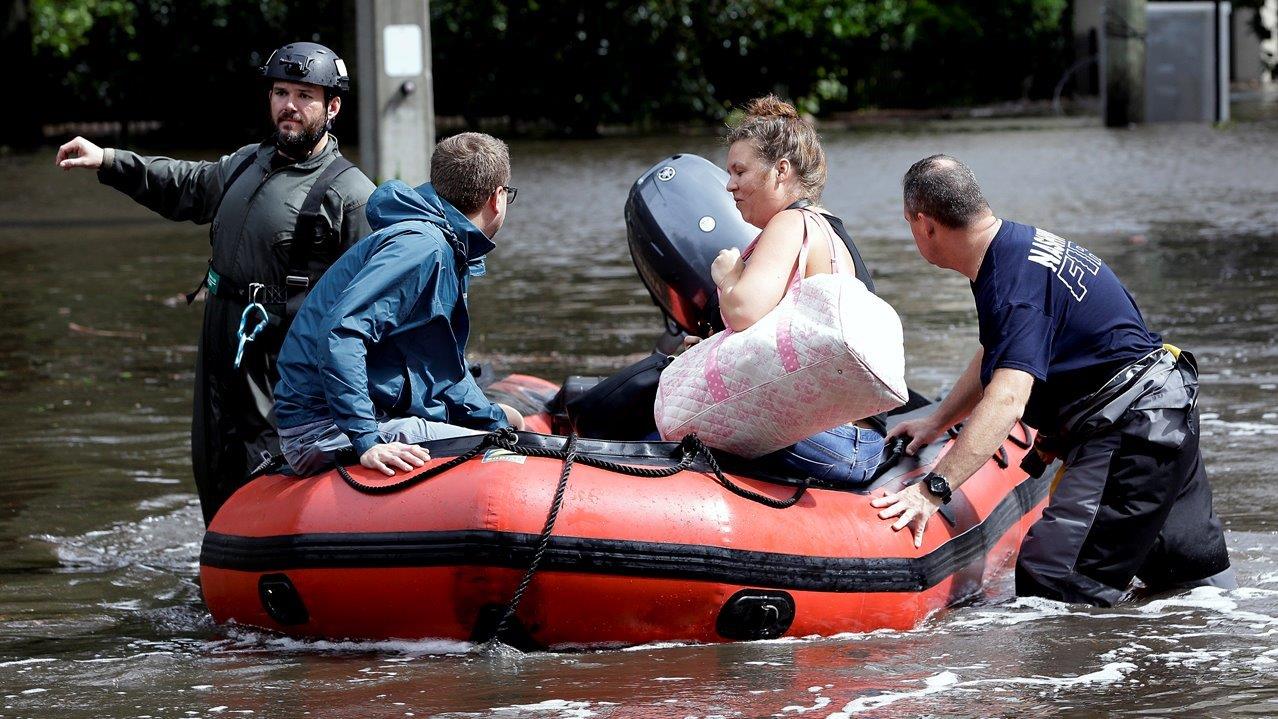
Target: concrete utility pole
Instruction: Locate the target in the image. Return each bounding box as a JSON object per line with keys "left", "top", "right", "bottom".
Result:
{"left": 1104, "top": 0, "right": 1147, "bottom": 126}
{"left": 356, "top": 1, "right": 435, "bottom": 184}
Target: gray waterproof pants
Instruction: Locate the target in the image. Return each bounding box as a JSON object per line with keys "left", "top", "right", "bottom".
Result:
{"left": 279, "top": 416, "right": 481, "bottom": 476}
{"left": 1015, "top": 352, "right": 1234, "bottom": 606}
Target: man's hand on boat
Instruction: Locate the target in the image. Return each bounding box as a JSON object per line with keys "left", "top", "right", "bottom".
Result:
{"left": 871, "top": 415, "right": 948, "bottom": 547}
{"left": 360, "top": 442, "right": 432, "bottom": 476}
{"left": 55, "top": 136, "right": 105, "bottom": 170}
{"left": 871, "top": 483, "right": 943, "bottom": 549}
{"left": 358, "top": 405, "right": 520, "bottom": 476}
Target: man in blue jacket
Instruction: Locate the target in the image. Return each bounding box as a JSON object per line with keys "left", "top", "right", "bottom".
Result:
{"left": 274, "top": 132, "right": 523, "bottom": 476}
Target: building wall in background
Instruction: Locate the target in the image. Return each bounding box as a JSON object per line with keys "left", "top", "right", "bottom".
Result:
{"left": 1073, "top": 0, "right": 1275, "bottom": 92}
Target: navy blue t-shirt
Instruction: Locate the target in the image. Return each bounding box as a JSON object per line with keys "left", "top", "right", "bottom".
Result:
{"left": 971, "top": 220, "right": 1162, "bottom": 429}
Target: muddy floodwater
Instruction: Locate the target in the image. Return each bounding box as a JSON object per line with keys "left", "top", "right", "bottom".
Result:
{"left": 2, "top": 110, "right": 1278, "bottom": 717}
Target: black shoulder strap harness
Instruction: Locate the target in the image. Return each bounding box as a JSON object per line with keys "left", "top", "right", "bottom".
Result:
{"left": 187, "top": 151, "right": 357, "bottom": 317}
{"left": 285, "top": 156, "right": 356, "bottom": 313}
{"left": 185, "top": 147, "right": 264, "bottom": 305}
{"left": 214, "top": 150, "right": 263, "bottom": 221}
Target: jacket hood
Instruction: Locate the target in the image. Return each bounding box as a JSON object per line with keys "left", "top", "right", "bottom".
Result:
{"left": 366, "top": 181, "right": 497, "bottom": 263}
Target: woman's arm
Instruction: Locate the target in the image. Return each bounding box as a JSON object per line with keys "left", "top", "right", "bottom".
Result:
{"left": 716, "top": 209, "right": 807, "bottom": 330}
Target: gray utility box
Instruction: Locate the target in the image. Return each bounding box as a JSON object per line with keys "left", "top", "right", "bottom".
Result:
{"left": 1146, "top": 1, "right": 1231, "bottom": 122}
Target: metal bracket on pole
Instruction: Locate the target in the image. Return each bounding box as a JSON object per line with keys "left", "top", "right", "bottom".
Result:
{"left": 357, "top": 0, "right": 435, "bottom": 184}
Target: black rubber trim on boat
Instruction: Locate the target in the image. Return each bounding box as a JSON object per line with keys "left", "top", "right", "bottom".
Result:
{"left": 201, "top": 473, "right": 1049, "bottom": 593}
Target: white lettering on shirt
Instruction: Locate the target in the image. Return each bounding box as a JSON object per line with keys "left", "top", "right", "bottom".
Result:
{"left": 1026, "top": 228, "right": 1102, "bottom": 301}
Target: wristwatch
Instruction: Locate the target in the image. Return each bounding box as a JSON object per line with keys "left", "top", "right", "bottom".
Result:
{"left": 922, "top": 472, "right": 953, "bottom": 504}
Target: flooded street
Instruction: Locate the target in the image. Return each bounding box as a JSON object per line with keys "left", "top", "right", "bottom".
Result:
{"left": 3, "top": 112, "right": 1278, "bottom": 717}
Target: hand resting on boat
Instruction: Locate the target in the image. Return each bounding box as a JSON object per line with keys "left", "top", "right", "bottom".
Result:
{"left": 360, "top": 442, "right": 431, "bottom": 476}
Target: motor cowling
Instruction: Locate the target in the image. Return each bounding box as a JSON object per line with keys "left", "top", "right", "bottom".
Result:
{"left": 624, "top": 154, "right": 758, "bottom": 337}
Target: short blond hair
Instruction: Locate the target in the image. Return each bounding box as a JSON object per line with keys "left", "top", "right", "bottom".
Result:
{"left": 430, "top": 132, "right": 511, "bottom": 214}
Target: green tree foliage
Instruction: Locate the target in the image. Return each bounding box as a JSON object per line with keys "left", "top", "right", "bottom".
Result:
{"left": 31, "top": 0, "right": 135, "bottom": 57}
{"left": 31, "top": 0, "right": 342, "bottom": 139}
{"left": 431, "top": 0, "right": 1070, "bottom": 135}
{"left": 29, "top": 0, "right": 1070, "bottom": 141}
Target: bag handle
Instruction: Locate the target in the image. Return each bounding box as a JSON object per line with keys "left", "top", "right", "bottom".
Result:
{"left": 703, "top": 212, "right": 815, "bottom": 402}
{"left": 773, "top": 214, "right": 812, "bottom": 372}
{"left": 788, "top": 212, "right": 813, "bottom": 292}
{"left": 805, "top": 209, "right": 849, "bottom": 275}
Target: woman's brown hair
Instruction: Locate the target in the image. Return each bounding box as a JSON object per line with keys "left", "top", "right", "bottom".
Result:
{"left": 726, "top": 95, "right": 827, "bottom": 202}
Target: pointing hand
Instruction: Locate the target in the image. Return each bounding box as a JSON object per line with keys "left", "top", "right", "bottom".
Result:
{"left": 55, "top": 136, "right": 105, "bottom": 171}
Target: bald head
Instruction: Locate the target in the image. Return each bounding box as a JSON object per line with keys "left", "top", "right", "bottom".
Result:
{"left": 902, "top": 154, "right": 990, "bottom": 229}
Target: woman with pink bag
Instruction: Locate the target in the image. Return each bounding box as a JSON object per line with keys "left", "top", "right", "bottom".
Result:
{"left": 707, "top": 95, "right": 887, "bottom": 485}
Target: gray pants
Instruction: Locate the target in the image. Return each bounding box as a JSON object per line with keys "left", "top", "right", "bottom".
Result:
{"left": 279, "top": 417, "right": 481, "bottom": 476}
{"left": 1016, "top": 353, "right": 1234, "bottom": 606}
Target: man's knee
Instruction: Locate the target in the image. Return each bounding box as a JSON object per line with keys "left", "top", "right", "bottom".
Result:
{"left": 1015, "top": 550, "right": 1128, "bottom": 607}
{"left": 280, "top": 422, "right": 351, "bottom": 476}
{"left": 378, "top": 416, "right": 483, "bottom": 445}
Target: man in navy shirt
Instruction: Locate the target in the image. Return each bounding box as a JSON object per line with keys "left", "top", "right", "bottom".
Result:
{"left": 872, "top": 154, "right": 1233, "bottom": 606}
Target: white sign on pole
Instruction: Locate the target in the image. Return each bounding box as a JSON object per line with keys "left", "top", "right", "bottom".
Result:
{"left": 383, "top": 24, "right": 423, "bottom": 77}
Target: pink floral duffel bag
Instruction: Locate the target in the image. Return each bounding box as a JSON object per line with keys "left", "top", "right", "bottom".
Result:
{"left": 654, "top": 213, "right": 908, "bottom": 458}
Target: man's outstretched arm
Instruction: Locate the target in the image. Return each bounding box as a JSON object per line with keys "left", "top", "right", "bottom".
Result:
{"left": 57, "top": 135, "right": 244, "bottom": 225}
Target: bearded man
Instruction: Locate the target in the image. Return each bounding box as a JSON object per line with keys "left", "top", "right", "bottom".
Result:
{"left": 55, "top": 42, "right": 376, "bottom": 524}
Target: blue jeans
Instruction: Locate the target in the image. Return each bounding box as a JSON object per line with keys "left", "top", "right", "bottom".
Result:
{"left": 764, "top": 423, "right": 886, "bottom": 486}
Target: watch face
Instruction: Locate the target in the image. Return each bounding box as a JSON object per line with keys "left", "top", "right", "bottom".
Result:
{"left": 928, "top": 475, "right": 950, "bottom": 498}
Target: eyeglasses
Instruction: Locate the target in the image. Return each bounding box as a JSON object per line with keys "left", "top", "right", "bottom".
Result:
{"left": 503, "top": 185, "right": 518, "bottom": 205}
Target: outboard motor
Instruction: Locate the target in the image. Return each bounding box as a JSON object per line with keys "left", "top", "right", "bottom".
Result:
{"left": 625, "top": 154, "right": 758, "bottom": 338}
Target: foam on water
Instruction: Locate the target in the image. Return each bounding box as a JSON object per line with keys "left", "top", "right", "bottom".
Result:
{"left": 941, "top": 595, "right": 1077, "bottom": 629}
{"left": 37, "top": 502, "right": 203, "bottom": 573}
{"left": 781, "top": 694, "right": 832, "bottom": 714}
{"left": 217, "top": 627, "right": 473, "bottom": 657}
{"left": 1132, "top": 586, "right": 1278, "bottom": 623}
{"left": 489, "top": 699, "right": 614, "bottom": 718}
{"left": 617, "top": 640, "right": 695, "bottom": 652}
{"left": 0, "top": 658, "right": 58, "bottom": 668}
{"left": 828, "top": 662, "right": 1138, "bottom": 716}
{"left": 828, "top": 671, "right": 962, "bottom": 716}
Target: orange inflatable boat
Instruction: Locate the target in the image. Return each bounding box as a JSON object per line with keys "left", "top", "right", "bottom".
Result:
{"left": 200, "top": 374, "right": 1048, "bottom": 648}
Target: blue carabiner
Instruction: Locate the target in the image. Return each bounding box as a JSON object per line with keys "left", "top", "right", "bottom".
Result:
{"left": 234, "top": 301, "right": 271, "bottom": 369}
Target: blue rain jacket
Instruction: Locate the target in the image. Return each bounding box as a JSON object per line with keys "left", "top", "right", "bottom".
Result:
{"left": 274, "top": 181, "right": 507, "bottom": 455}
